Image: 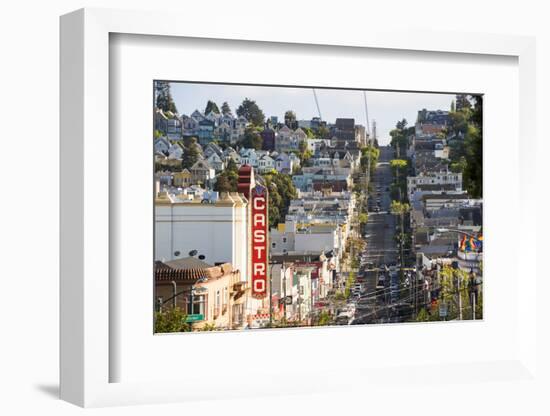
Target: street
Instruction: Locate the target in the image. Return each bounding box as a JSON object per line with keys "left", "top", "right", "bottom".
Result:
{"left": 350, "top": 146, "right": 403, "bottom": 324}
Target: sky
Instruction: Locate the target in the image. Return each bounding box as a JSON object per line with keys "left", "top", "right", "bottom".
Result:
{"left": 168, "top": 82, "right": 458, "bottom": 145}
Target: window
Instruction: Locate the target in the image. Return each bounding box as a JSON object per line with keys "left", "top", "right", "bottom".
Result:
{"left": 282, "top": 237, "right": 287, "bottom": 243}
{"left": 191, "top": 295, "right": 206, "bottom": 317}
{"left": 272, "top": 242, "right": 276, "bottom": 248}
{"left": 214, "top": 290, "right": 221, "bottom": 318}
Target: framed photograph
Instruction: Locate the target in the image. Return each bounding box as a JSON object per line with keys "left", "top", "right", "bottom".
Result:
{"left": 60, "top": 8, "right": 538, "bottom": 408}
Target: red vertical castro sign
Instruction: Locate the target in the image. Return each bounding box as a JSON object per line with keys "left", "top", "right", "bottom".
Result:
{"left": 251, "top": 184, "right": 268, "bottom": 299}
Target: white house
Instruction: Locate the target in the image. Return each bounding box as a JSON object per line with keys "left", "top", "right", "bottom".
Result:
{"left": 223, "top": 147, "right": 241, "bottom": 165}
{"left": 204, "top": 142, "right": 223, "bottom": 159}
{"left": 182, "top": 116, "right": 199, "bottom": 135}
{"left": 207, "top": 152, "right": 225, "bottom": 172}
{"left": 275, "top": 152, "right": 294, "bottom": 174}
{"left": 191, "top": 109, "right": 206, "bottom": 123}
{"left": 407, "top": 171, "right": 463, "bottom": 199}
{"left": 167, "top": 143, "right": 184, "bottom": 159}
{"left": 239, "top": 148, "right": 258, "bottom": 168}
{"left": 154, "top": 136, "right": 171, "bottom": 154}
{"left": 257, "top": 154, "right": 275, "bottom": 173}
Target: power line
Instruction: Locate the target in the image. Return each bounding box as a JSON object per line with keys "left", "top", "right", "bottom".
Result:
{"left": 363, "top": 90, "right": 371, "bottom": 137}
{"left": 312, "top": 89, "right": 322, "bottom": 120}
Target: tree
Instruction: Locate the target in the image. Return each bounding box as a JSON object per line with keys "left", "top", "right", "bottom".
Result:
{"left": 446, "top": 94, "right": 482, "bottom": 198}
{"left": 236, "top": 98, "right": 265, "bottom": 126}
{"left": 317, "top": 125, "right": 330, "bottom": 139}
{"left": 241, "top": 127, "right": 263, "bottom": 150}
{"left": 463, "top": 95, "right": 482, "bottom": 198}
{"left": 284, "top": 110, "right": 297, "bottom": 129}
{"left": 395, "top": 118, "right": 408, "bottom": 130}
{"left": 155, "top": 81, "right": 177, "bottom": 113}
{"left": 361, "top": 145, "right": 380, "bottom": 175}
{"left": 301, "top": 127, "right": 315, "bottom": 138}
{"left": 297, "top": 141, "right": 313, "bottom": 166}
{"left": 154, "top": 307, "right": 191, "bottom": 333}
{"left": 221, "top": 101, "right": 232, "bottom": 116}
{"left": 450, "top": 156, "right": 467, "bottom": 173}
{"left": 391, "top": 201, "right": 410, "bottom": 278}
{"left": 263, "top": 171, "right": 298, "bottom": 228}
{"left": 204, "top": 100, "right": 220, "bottom": 115}
{"left": 182, "top": 137, "right": 201, "bottom": 169}
{"left": 455, "top": 94, "right": 472, "bottom": 111}
{"left": 214, "top": 158, "right": 238, "bottom": 193}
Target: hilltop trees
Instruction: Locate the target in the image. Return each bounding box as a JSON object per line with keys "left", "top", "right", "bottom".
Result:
{"left": 155, "top": 81, "right": 177, "bottom": 113}
{"left": 236, "top": 98, "right": 265, "bottom": 126}
{"left": 389, "top": 119, "right": 414, "bottom": 157}
{"left": 221, "top": 101, "right": 232, "bottom": 116}
{"left": 284, "top": 110, "right": 297, "bottom": 129}
{"left": 204, "top": 100, "right": 220, "bottom": 115}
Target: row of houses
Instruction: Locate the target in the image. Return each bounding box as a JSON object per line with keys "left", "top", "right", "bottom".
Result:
{"left": 156, "top": 105, "right": 368, "bottom": 149}
{"left": 154, "top": 108, "right": 249, "bottom": 144}
{"left": 407, "top": 110, "right": 482, "bottom": 273}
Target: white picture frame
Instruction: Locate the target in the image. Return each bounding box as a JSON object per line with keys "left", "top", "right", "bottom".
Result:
{"left": 60, "top": 8, "right": 538, "bottom": 408}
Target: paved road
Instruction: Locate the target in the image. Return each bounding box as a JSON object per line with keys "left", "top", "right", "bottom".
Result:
{"left": 353, "top": 146, "right": 399, "bottom": 324}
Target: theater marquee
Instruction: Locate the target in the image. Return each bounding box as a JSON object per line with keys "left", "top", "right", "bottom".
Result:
{"left": 251, "top": 184, "right": 268, "bottom": 299}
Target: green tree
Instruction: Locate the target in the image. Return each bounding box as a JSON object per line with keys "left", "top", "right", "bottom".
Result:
{"left": 391, "top": 200, "right": 410, "bottom": 276}
{"left": 317, "top": 125, "right": 330, "bottom": 139}
{"left": 241, "top": 127, "right": 263, "bottom": 150}
{"left": 390, "top": 159, "right": 408, "bottom": 170}
{"left": 181, "top": 137, "right": 201, "bottom": 169}
{"left": 263, "top": 171, "right": 298, "bottom": 228}
{"left": 446, "top": 95, "right": 482, "bottom": 198}
{"left": 301, "top": 127, "right": 315, "bottom": 138}
{"left": 214, "top": 159, "right": 239, "bottom": 193}
{"left": 284, "top": 110, "right": 297, "bottom": 129}
{"left": 390, "top": 200, "right": 410, "bottom": 216}
{"left": 154, "top": 307, "right": 191, "bottom": 333}
{"left": 358, "top": 213, "right": 369, "bottom": 225}
{"left": 396, "top": 118, "right": 408, "bottom": 130}
{"left": 204, "top": 100, "right": 220, "bottom": 115}
{"left": 361, "top": 145, "right": 380, "bottom": 175}
{"left": 155, "top": 81, "right": 178, "bottom": 113}
{"left": 450, "top": 156, "right": 467, "bottom": 173}
{"left": 236, "top": 98, "right": 265, "bottom": 126}
{"left": 221, "top": 101, "right": 232, "bottom": 116}
{"left": 438, "top": 265, "right": 474, "bottom": 320}
{"left": 463, "top": 95, "right": 483, "bottom": 198}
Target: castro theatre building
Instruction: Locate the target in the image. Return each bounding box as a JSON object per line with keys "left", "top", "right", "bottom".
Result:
{"left": 154, "top": 165, "right": 269, "bottom": 329}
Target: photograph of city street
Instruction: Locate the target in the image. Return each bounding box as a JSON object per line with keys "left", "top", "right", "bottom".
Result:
{"left": 153, "top": 81, "right": 483, "bottom": 332}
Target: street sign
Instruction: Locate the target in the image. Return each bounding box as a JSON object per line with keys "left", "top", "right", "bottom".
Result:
{"left": 186, "top": 314, "right": 204, "bottom": 322}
